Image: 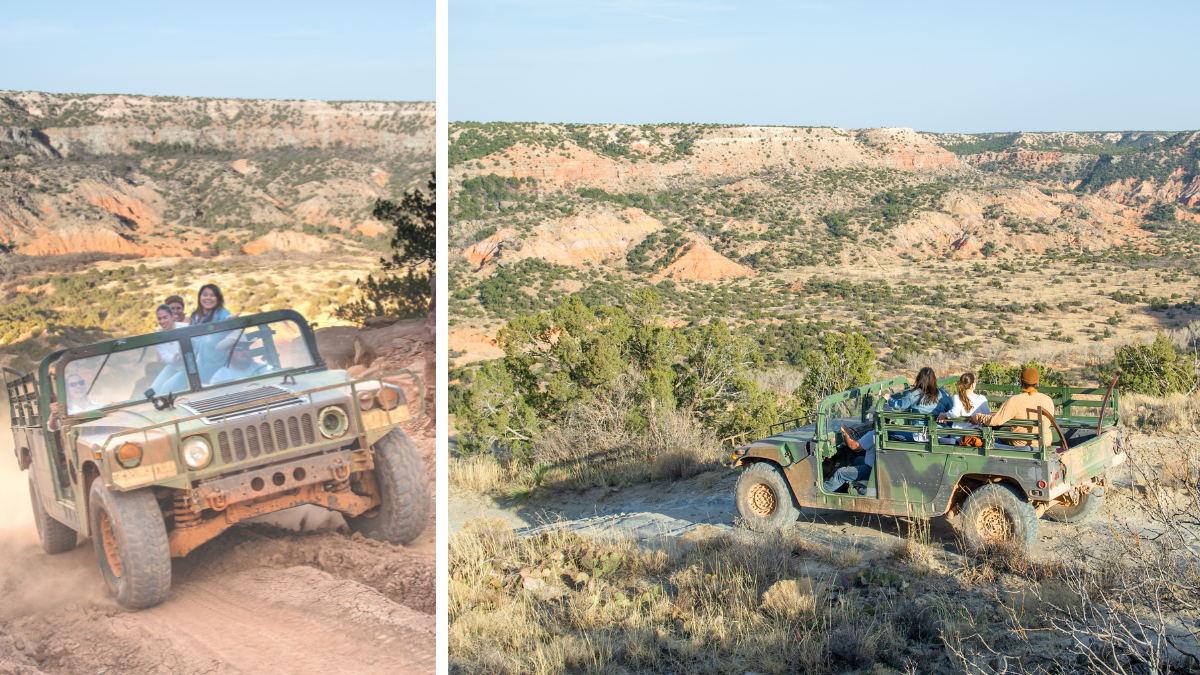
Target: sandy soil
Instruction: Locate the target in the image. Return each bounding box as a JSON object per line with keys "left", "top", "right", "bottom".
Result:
{"left": 0, "top": 404, "right": 436, "bottom": 675}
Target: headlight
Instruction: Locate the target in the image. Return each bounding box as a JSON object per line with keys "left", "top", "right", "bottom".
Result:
{"left": 117, "top": 442, "right": 142, "bottom": 468}
{"left": 375, "top": 385, "right": 405, "bottom": 411}
{"left": 182, "top": 436, "right": 212, "bottom": 469}
{"left": 318, "top": 406, "right": 348, "bottom": 439}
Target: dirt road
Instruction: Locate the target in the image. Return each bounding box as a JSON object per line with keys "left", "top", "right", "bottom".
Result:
{"left": 449, "top": 436, "right": 1174, "bottom": 561}
{"left": 1, "top": 431, "right": 436, "bottom": 675}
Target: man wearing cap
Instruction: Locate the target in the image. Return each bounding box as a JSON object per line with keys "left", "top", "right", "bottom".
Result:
{"left": 969, "top": 368, "right": 1056, "bottom": 447}
{"left": 207, "top": 334, "right": 272, "bottom": 385}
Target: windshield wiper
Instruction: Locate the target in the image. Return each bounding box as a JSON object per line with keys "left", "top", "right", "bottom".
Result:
{"left": 221, "top": 327, "right": 248, "bottom": 370}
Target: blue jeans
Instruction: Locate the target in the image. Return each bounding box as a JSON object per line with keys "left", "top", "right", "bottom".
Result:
{"left": 824, "top": 457, "right": 871, "bottom": 493}
{"left": 150, "top": 367, "right": 188, "bottom": 396}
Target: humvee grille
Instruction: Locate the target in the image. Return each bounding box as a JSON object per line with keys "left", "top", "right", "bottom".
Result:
{"left": 218, "top": 431, "right": 232, "bottom": 463}
{"left": 302, "top": 413, "right": 314, "bottom": 444}
{"left": 183, "top": 385, "right": 304, "bottom": 423}
{"left": 233, "top": 428, "right": 246, "bottom": 458}
{"left": 288, "top": 417, "right": 301, "bottom": 447}
{"left": 213, "top": 412, "right": 322, "bottom": 464}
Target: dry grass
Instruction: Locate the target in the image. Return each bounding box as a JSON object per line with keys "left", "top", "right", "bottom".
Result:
{"left": 449, "top": 453, "right": 515, "bottom": 493}
{"left": 448, "top": 522, "right": 931, "bottom": 675}
{"left": 889, "top": 517, "right": 933, "bottom": 568}
{"left": 1120, "top": 392, "right": 1200, "bottom": 435}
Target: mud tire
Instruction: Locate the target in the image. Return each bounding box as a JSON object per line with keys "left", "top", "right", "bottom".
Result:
{"left": 1044, "top": 491, "right": 1103, "bottom": 524}
{"left": 88, "top": 481, "right": 172, "bottom": 611}
{"left": 735, "top": 462, "right": 800, "bottom": 532}
{"left": 960, "top": 482, "right": 1038, "bottom": 554}
{"left": 29, "top": 475, "right": 77, "bottom": 554}
{"left": 345, "top": 428, "right": 431, "bottom": 545}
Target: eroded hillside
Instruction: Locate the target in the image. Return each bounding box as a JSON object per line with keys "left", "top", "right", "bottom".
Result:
{"left": 0, "top": 92, "right": 434, "bottom": 256}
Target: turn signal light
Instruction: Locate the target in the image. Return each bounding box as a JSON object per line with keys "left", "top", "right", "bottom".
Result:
{"left": 117, "top": 443, "right": 142, "bottom": 468}
{"left": 357, "top": 390, "right": 377, "bottom": 411}
{"left": 376, "top": 386, "right": 401, "bottom": 411}
{"left": 1038, "top": 480, "right": 1046, "bottom": 489}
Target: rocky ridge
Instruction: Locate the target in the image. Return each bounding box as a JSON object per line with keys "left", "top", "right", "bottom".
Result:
{"left": 0, "top": 91, "right": 434, "bottom": 256}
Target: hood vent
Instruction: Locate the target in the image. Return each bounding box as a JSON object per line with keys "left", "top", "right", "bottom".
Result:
{"left": 182, "top": 385, "right": 304, "bottom": 424}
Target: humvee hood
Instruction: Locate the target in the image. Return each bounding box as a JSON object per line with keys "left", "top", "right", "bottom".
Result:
{"left": 760, "top": 422, "right": 819, "bottom": 445}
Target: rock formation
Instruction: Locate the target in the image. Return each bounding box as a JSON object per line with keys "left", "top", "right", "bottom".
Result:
{"left": 652, "top": 240, "right": 753, "bottom": 281}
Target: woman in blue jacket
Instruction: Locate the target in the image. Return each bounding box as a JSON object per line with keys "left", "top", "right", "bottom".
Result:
{"left": 824, "top": 367, "right": 952, "bottom": 493}
{"left": 189, "top": 284, "right": 236, "bottom": 383}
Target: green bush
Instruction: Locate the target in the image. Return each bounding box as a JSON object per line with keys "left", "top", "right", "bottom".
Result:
{"left": 977, "top": 361, "right": 1067, "bottom": 388}
{"left": 1105, "top": 334, "right": 1195, "bottom": 396}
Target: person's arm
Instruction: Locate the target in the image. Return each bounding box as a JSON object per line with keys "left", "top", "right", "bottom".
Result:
{"left": 934, "top": 391, "right": 954, "bottom": 416}
{"left": 974, "top": 396, "right": 1016, "bottom": 427}
{"left": 939, "top": 396, "right": 965, "bottom": 423}
{"left": 887, "top": 389, "right": 918, "bottom": 411}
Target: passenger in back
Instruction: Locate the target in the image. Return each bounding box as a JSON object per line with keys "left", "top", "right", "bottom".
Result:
{"left": 165, "top": 295, "right": 187, "bottom": 325}
{"left": 937, "top": 371, "right": 990, "bottom": 445}
{"left": 150, "top": 304, "right": 189, "bottom": 396}
{"left": 970, "top": 367, "right": 1056, "bottom": 447}
{"left": 189, "top": 284, "right": 236, "bottom": 382}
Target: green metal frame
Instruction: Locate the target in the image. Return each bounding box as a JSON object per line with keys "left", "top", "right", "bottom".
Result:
{"left": 39, "top": 309, "right": 324, "bottom": 423}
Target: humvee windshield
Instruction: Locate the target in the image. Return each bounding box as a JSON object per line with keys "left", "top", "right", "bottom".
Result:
{"left": 60, "top": 319, "right": 316, "bottom": 412}
{"left": 63, "top": 341, "right": 187, "bottom": 412}
{"left": 818, "top": 378, "right": 910, "bottom": 431}
{"left": 191, "top": 319, "right": 314, "bottom": 388}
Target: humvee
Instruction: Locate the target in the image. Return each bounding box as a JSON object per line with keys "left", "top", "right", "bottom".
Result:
{"left": 728, "top": 375, "right": 1125, "bottom": 552}
{"left": 7, "top": 310, "right": 430, "bottom": 610}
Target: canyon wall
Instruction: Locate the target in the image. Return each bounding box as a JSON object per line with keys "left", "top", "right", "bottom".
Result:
{"left": 0, "top": 92, "right": 434, "bottom": 257}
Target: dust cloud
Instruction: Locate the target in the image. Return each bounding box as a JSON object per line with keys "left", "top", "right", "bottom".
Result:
{"left": 0, "top": 425, "right": 34, "bottom": 532}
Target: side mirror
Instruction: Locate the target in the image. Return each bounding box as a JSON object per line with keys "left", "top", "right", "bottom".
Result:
{"left": 146, "top": 388, "right": 177, "bottom": 411}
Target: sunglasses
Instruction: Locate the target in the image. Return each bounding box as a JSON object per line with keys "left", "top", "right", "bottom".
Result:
{"left": 68, "top": 380, "right": 86, "bottom": 388}
{"left": 233, "top": 345, "right": 251, "bottom": 352}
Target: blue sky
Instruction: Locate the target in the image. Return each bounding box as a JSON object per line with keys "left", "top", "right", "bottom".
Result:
{"left": 0, "top": 0, "right": 434, "bottom": 102}
{"left": 451, "top": 0, "right": 1200, "bottom": 132}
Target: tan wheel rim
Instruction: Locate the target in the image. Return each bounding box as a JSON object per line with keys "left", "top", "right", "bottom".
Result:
{"left": 748, "top": 483, "right": 777, "bottom": 518}
{"left": 976, "top": 505, "right": 1012, "bottom": 543}
{"left": 99, "top": 509, "right": 123, "bottom": 578}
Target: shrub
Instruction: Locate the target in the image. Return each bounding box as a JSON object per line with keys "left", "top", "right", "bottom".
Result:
{"left": 977, "top": 360, "right": 1067, "bottom": 388}
{"left": 1109, "top": 334, "right": 1196, "bottom": 396}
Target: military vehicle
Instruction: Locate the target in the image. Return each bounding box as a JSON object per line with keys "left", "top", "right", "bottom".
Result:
{"left": 7, "top": 310, "right": 430, "bottom": 610}
{"left": 727, "top": 375, "right": 1124, "bottom": 552}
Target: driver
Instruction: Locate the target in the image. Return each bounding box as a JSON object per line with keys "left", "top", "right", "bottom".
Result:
{"left": 47, "top": 374, "right": 103, "bottom": 431}
{"left": 207, "top": 334, "right": 272, "bottom": 385}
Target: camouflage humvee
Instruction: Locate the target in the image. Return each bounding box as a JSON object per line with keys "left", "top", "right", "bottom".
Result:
{"left": 728, "top": 375, "right": 1124, "bottom": 552}
{"left": 7, "top": 310, "right": 430, "bottom": 610}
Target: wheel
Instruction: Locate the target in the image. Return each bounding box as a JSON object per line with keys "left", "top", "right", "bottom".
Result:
{"left": 734, "top": 462, "right": 800, "bottom": 532}
{"left": 345, "top": 428, "right": 431, "bottom": 545}
{"left": 1044, "top": 489, "right": 1103, "bottom": 524}
{"left": 960, "top": 482, "right": 1039, "bottom": 554}
{"left": 88, "top": 481, "right": 172, "bottom": 610}
{"left": 29, "top": 475, "right": 78, "bottom": 554}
